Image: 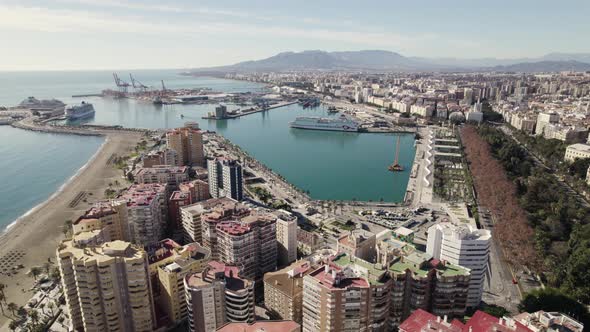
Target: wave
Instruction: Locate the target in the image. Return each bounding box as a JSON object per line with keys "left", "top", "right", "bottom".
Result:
{"left": 1, "top": 136, "right": 109, "bottom": 234}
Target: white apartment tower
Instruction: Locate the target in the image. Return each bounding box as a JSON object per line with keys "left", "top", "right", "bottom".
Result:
{"left": 426, "top": 222, "right": 491, "bottom": 307}
{"left": 276, "top": 211, "right": 298, "bottom": 266}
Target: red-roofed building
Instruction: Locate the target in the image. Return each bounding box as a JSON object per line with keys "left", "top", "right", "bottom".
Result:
{"left": 168, "top": 190, "right": 191, "bottom": 231}
{"left": 399, "top": 309, "right": 463, "bottom": 332}
{"left": 302, "top": 264, "right": 371, "bottom": 332}
{"left": 400, "top": 309, "right": 536, "bottom": 332}
{"left": 118, "top": 183, "right": 168, "bottom": 246}
{"left": 464, "top": 311, "right": 532, "bottom": 332}
{"left": 216, "top": 320, "right": 301, "bottom": 332}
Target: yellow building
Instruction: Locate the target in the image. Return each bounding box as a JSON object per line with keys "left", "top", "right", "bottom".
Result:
{"left": 155, "top": 242, "right": 211, "bottom": 323}
{"left": 263, "top": 260, "right": 312, "bottom": 324}
{"left": 73, "top": 200, "right": 129, "bottom": 241}
{"left": 57, "top": 232, "right": 155, "bottom": 332}
{"left": 166, "top": 122, "right": 205, "bottom": 167}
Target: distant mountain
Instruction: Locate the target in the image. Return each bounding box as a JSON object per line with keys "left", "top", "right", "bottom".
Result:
{"left": 189, "top": 50, "right": 590, "bottom": 73}
{"left": 487, "top": 60, "right": 590, "bottom": 73}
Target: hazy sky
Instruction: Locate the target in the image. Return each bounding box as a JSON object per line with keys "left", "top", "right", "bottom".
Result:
{"left": 1, "top": 0, "right": 589, "bottom": 70}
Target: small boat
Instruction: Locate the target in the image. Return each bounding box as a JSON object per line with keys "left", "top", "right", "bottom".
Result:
{"left": 388, "top": 136, "right": 404, "bottom": 172}
{"left": 180, "top": 114, "right": 185, "bottom": 118}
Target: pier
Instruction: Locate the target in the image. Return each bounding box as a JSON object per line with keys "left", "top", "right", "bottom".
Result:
{"left": 201, "top": 100, "right": 298, "bottom": 120}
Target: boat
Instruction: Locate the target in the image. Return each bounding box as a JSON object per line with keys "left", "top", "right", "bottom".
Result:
{"left": 289, "top": 115, "right": 359, "bottom": 132}
{"left": 327, "top": 106, "right": 338, "bottom": 113}
{"left": 388, "top": 136, "right": 404, "bottom": 172}
{"left": 152, "top": 96, "right": 163, "bottom": 105}
{"left": 65, "top": 101, "right": 95, "bottom": 120}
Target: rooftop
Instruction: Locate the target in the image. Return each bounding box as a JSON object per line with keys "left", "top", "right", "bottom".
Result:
{"left": 216, "top": 320, "right": 300, "bottom": 332}
{"left": 389, "top": 251, "right": 470, "bottom": 278}
{"left": 308, "top": 265, "right": 369, "bottom": 290}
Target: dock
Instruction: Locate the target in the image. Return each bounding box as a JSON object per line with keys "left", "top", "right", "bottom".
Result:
{"left": 72, "top": 93, "right": 104, "bottom": 98}
{"left": 202, "top": 101, "right": 297, "bottom": 120}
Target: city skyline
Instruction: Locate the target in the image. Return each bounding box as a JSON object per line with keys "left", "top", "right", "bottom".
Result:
{"left": 1, "top": 0, "right": 590, "bottom": 70}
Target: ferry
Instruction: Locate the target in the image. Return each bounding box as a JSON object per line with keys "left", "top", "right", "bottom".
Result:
{"left": 65, "top": 101, "right": 95, "bottom": 120}
{"left": 289, "top": 115, "right": 359, "bottom": 132}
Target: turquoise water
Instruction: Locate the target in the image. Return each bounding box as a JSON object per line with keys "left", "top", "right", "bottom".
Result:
{"left": 0, "top": 70, "right": 415, "bottom": 230}
{"left": 0, "top": 126, "right": 104, "bottom": 229}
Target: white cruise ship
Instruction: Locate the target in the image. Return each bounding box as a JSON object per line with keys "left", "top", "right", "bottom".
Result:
{"left": 65, "top": 102, "right": 95, "bottom": 120}
{"left": 289, "top": 115, "right": 359, "bottom": 132}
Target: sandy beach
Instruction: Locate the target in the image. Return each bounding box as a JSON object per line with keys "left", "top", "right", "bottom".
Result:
{"left": 0, "top": 130, "right": 144, "bottom": 327}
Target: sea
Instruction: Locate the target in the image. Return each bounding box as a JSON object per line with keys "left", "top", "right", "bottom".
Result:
{"left": 0, "top": 70, "right": 415, "bottom": 231}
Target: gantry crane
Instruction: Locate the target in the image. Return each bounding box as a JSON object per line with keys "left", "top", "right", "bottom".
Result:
{"left": 129, "top": 74, "right": 148, "bottom": 92}
{"left": 112, "top": 73, "right": 131, "bottom": 93}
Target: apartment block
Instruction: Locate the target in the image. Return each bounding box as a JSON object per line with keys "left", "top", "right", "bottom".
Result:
{"left": 276, "top": 211, "right": 298, "bottom": 266}
{"left": 57, "top": 233, "right": 155, "bottom": 332}
{"left": 337, "top": 229, "right": 376, "bottom": 262}
{"left": 184, "top": 262, "right": 255, "bottom": 332}
{"left": 565, "top": 143, "right": 590, "bottom": 162}
{"left": 143, "top": 147, "right": 180, "bottom": 168}
{"left": 168, "top": 190, "right": 192, "bottom": 231}
{"left": 118, "top": 183, "right": 168, "bottom": 246}
{"left": 73, "top": 200, "right": 129, "bottom": 241}
{"left": 167, "top": 122, "right": 205, "bottom": 167}
{"left": 208, "top": 157, "right": 244, "bottom": 201}
{"left": 427, "top": 222, "right": 491, "bottom": 307}
{"left": 179, "top": 179, "right": 211, "bottom": 203}
{"left": 302, "top": 264, "right": 371, "bottom": 332}
{"left": 200, "top": 199, "right": 251, "bottom": 261}
{"left": 133, "top": 165, "right": 189, "bottom": 189}
{"left": 216, "top": 321, "right": 301, "bottom": 332}
{"left": 264, "top": 260, "right": 312, "bottom": 324}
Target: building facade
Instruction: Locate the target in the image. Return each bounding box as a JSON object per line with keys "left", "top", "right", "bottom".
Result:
{"left": 166, "top": 122, "right": 205, "bottom": 167}
{"left": 207, "top": 157, "right": 244, "bottom": 201}
{"left": 276, "top": 211, "right": 298, "bottom": 266}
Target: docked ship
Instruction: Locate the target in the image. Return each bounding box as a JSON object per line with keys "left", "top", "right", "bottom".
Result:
{"left": 289, "top": 115, "right": 359, "bottom": 132}
{"left": 65, "top": 101, "right": 95, "bottom": 120}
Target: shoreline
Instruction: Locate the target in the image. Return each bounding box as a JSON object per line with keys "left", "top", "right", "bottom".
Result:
{"left": 1, "top": 136, "right": 109, "bottom": 234}
{"left": 0, "top": 127, "right": 144, "bottom": 328}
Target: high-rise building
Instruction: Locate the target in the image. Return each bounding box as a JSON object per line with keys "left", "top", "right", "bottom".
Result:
{"left": 389, "top": 251, "right": 471, "bottom": 325}
{"left": 155, "top": 242, "right": 210, "bottom": 324}
{"left": 57, "top": 233, "right": 155, "bottom": 332}
{"left": 166, "top": 122, "right": 205, "bottom": 167}
{"left": 216, "top": 321, "right": 301, "bottom": 332}
{"left": 73, "top": 200, "right": 129, "bottom": 241}
{"left": 179, "top": 179, "right": 211, "bottom": 203}
{"left": 184, "top": 261, "right": 255, "bottom": 332}
{"left": 168, "top": 190, "right": 192, "bottom": 231}
{"left": 216, "top": 212, "right": 277, "bottom": 280}
{"left": 117, "top": 183, "right": 168, "bottom": 246}
{"left": 207, "top": 157, "right": 244, "bottom": 201}
{"left": 180, "top": 197, "right": 249, "bottom": 246}
{"left": 133, "top": 165, "right": 189, "bottom": 189}
{"left": 200, "top": 200, "right": 251, "bottom": 261}
{"left": 427, "top": 222, "right": 491, "bottom": 307}
{"left": 302, "top": 264, "right": 371, "bottom": 332}
{"left": 142, "top": 147, "right": 180, "bottom": 168}
{"left": 535, "top": 112, "right": 560, "bottom": 136}
{"left": 276, "top": 211, "right": 298, "bottom": 266}
{"left": 264, "top": 260, "right": 312, "bottom": 324}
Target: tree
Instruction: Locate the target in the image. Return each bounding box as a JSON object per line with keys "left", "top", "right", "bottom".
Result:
{"left": 0, "top": 293, "right": 4, "bottom": 314}
{"left": 7, "top": 302, "right": 18, "bottom": 317}
{"left": 30, "top": 310, "right": 39, "bottom": 329}
{"left": 63, "top": 219, "right": 72, "bottom": 237}
{"left": 481, "top": 304, "right": 509, "bottom": 318}
{"left": 519, "top": 288, "right": 590, "bottom": 328}
{"left": 43, "top": 262, "right": 52, "bottom": 275}
{"left": 8, "top": 320, "right": 19, "bottom": 332}
{"left": 29, "top": 267, "right": 42, "bottom": 281}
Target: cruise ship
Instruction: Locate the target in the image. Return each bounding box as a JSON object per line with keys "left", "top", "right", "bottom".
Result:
{"left": 65, "top": 102, "right": 95, "bottom": 120}
{"left": 289, "top": 115, "right": 359, "bottom": 132}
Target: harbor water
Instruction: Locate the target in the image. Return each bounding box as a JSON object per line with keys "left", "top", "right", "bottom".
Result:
{"left": 0, "top": 70, "right": 415, "bottom": 230}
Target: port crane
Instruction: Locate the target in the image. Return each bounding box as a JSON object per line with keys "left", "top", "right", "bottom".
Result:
{"left": 161, "top": 80, "right": 167, "bottom": 92}
{"left": 129, "top": 74, "right": 148, "bottom": 92}
{"left": 112, "top": 73, "right": 131, "bottom": 93}
{"left": 388, "top": 136, "right": 404, "bottom": 172}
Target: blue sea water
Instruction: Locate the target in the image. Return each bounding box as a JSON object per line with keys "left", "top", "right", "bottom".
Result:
{"left": 0, "top": 70, "right": 415, "bottom": 230}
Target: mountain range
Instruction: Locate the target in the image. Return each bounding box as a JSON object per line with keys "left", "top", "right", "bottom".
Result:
{"left": 190, "top": 50, "right": 590, "bottom": 73}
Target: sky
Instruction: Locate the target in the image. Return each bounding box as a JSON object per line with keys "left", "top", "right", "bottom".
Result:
{"left": 0, "top": 0, "right": 589, "bottom": 70}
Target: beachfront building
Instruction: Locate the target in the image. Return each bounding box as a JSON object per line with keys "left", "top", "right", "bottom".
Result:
{"left": 155, "top": 243, "right": 211, "bottom": 324}
{"left": 184, "top": 262, "right": 255, "bottom": 332}
{"left": 207, "top": 157, "right": 244, "bottom": 201}
{"left": 264, "top": 260, "right": 312, "bottom": 324}
{"left": 118, "top": 183, "right": 168, "bottom": 246}
{"left": 57, "top": 233, "right": 155, "bottom": 332}
{"left": 427, "top": 222, "right": 491, "bottom": 307}
{"left": 133, "top": 165, "right": 189, "bottom": 189}
{"left": 73, "top": 200, "right": 129, "bottom": 241}
{"left": 302, "top": 264, "right": 371, "bottom": 332}
{"left": 143, "top": 147, "right": 180, "bottom": 167}
{"left": 276, "top": 211, "right": 298, "bottom": 266}
{"left": 216, "top": 212, "right": 277, "bottom": 279}
{"left": 179, "top": 179, "right": 211, "bottom": 203}
{"left": 166, "top": 122, "right": 205, "bottom": 167}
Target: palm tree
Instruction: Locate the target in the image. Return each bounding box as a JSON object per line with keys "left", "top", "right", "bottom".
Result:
{"left": 30, "top": 310, "right": 39, "bottom": 329}
{"left": 0, "top": 283, "right": 5, "bottom": 300}
{"left": 29, "top": 267, "right": 42, "bottom": 281}
{"left": 43, "top": 262, "right": 52, "bottom": 275}
{"left": 8, "top": 320, "right": 18, "bottom": 332}
{"left": 7, "top": 303, "right": 17, "bottom": 317}
{"left": 0, "top": 294, "right": 4, "bottom": 314}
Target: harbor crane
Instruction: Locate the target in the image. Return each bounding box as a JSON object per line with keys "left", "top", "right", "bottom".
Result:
{"left": 112, "top": 73, "right": 130, "bottom": 93}
{"left": 129, "top": 74, "right": 148, "bottom": 92}
{"left": 388, "top": 135, "right": 404, "bottom": 172}
{"left": 161, "top": 80, "right": 167, "bottom": 92}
